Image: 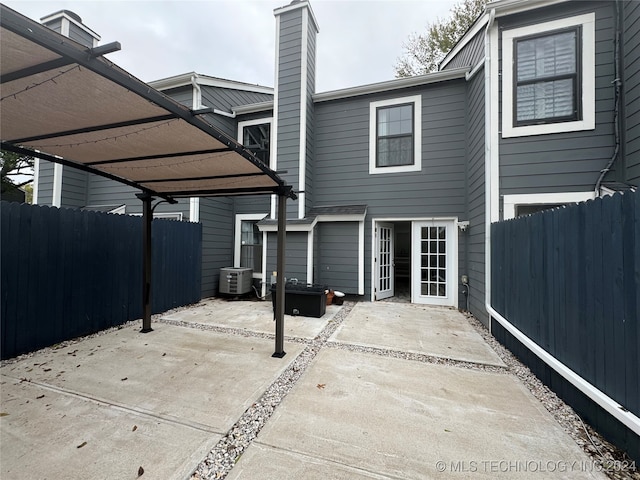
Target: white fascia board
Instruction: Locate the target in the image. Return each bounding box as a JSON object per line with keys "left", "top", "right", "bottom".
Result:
{"left": 316, "top": 214, "right": 366, "bottom": 223}
{"left": 313, "top": 68, "right": 468, "bottom": 103}
{"left": 488, "top": 0, "right": 568, "bottom": 17}
{"left": 233, "top": 101, "right": 274, "bottom": 115}
{"left": 258, "top": 220, "right": 317, "bottom": 233}
{"left": 149, "top": 72, "right": 273, "bottom": 95}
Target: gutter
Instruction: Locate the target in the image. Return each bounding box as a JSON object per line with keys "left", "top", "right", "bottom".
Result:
{"left": 482, "top": 9, "right": 640, "bottom": 436}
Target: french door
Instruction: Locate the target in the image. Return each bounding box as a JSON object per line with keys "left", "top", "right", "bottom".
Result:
{"left": 375, "top": 223, "right": 394, "bottom": 300}
{"left": 412, "top": 221, "right": 457, "bottom": 306}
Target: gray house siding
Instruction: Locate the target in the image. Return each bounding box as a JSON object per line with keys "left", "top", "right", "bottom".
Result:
{"left": 266, "top": 231, "right": 308, "bottom": 282}
{"left": 314, "top": 81, "right": 468, "bottom": 300}
{"left": 624, "top": 0, "right": 640, "bottom": 184}
{"left": 163, "top": 86, "right": 193, "bottom": 108}
{"left": 36, "top": 160, "right": 55, "bottom": 206}
{"left": 201, "top": 87, "right": 272, "bottom": 140}
{"left": 465, "top": 70, "right": 487, "bottom": 324}
{"left": 315, "top": 222, "right": 359, "bottom": 293}
{"left": 443, "top": 29, "right": 485, "bottom": 70}
{"left": 60, "top": 166, "right": 88, "bottom": 209}
{"left": 44, "top": 18, "right": 62, "bottom": 34}
{"left": 276, "top": 8, "right": 303, "bottom": 218}
{"left": 68, "top": 24, "right": 94, "bottom": 47}
{"left": 200, "top": 197, "right": 234, "bottom": 297}
{"left": 498, "top": 2, "right": 617, "bottom": 197}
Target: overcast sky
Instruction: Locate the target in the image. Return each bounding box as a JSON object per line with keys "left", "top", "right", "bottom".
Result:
{"left": 6, "top": 0, "right": 458, "bottom": 92}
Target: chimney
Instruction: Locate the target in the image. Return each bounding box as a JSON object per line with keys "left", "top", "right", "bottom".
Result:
{"left": 273, "top": 0, "right": 319, "bottom": 219}
{"left": 40, "top": 10, "right": 100, "bottom": 48}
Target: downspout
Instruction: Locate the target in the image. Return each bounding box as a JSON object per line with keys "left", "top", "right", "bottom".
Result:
{"left": 594, "top": 0, "right": 622, "bottom": 195}
{"left": 483, "top": 7, "right": 640, "bottom": 436}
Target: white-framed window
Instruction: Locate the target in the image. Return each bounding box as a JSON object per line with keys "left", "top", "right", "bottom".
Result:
{"left": 502, "top": 13, "right": 595, "bottom": 138}
{"left": 131, "top": 211, "right": 183, "bottom": 220}
{"left": 234, "top": 214, "right": 267, "bottom": 277}
{"left": 503, "top": 192, "right": 595, "bottom": 220}
{"left": 237, "top": 118, "right": 273, "bottom": 167}
{"left": 369, "top": 95, "right": 422, "bottom": 174}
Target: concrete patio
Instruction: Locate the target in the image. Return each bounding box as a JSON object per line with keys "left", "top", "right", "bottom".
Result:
{"left": 0, "top": 299, "right": 606, "bottom": 479}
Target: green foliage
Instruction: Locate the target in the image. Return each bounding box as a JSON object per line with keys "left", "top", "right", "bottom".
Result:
{"left": 395, "top": 0, "right": 487, "bottom": 77}
{"left": 1, "top": 149, "right": 34, "bottom": 196}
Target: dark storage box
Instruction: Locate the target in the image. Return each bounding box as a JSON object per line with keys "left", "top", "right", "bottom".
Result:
{"left": 271, "top": 282, "right": 327, "bottom": 318}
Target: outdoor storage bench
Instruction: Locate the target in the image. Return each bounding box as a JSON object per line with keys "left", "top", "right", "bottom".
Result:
{"left": 271, "top": 282, "right": 327, "bottom": 318}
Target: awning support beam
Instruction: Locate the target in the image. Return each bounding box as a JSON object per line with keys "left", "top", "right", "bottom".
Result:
{"left": 137, "top": 193, "right": 154, "bottom": 333}
{"left": 272, "top": 190, "right": 288, "bottom": 358}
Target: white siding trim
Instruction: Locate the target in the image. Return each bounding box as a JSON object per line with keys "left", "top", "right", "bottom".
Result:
{"left": 358, "top": 220, "right": 365, "bottom": 295}
{"left": 307, "top": 229, "right": 314, "bottom": 284}
{"left": 490, "top": 22, "right": 500, "bottom": 223}
{"left": 503, "top": 191, "right": 595, "bottom": 219}
{"left": 299, "top": 7, "right": 309, "bottom": 219}
{"left": 189, "top": 197, "right": 200, "bottom": 222}
{"left": 32, "top": 157, "right": 40, "bottom": 204}
{"left": 501, "top": 13, "right": 596, "bottom": 138}
{"left": 369, "top": 95, "right": 422, "bottom": 175}
{"left": 271, "top": 14, "right": 281, "bottom": 220}
{"left": 60, "top": 17, "right": 70, "bottom": 37}
{"left": 52, "top": 163, "right": 63, "bottom": 207}
{"left": 234, "top": 213, "right": 267, "bottom": 278}
{"left": 261, "top": 231, "right": 268, "bottom": 297}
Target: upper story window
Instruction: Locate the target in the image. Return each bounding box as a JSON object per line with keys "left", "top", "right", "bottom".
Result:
{"left": 369, "top": 95, "right": 422, "bottom": 174}
{"left": 502, "top": 13, "right": 595, "bottom": 138}
{"left": 237, "top": 118, "right": 272, "bottom": 167}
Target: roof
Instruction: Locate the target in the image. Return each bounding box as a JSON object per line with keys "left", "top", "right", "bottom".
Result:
{"left": 257, "top": 204, "right": 367, "bottom": 231}
{"left": 149, "top": 72, "right": 273, "bottom": 95}
{"left": 0, "top": 4, "right": 294, "bottom": 201}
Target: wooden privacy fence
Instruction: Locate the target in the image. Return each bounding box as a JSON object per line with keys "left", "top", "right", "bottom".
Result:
{"left": 1, "top": 201, "right": 202, "bottom": 359}
{"left": 491, "top": 190, "right": 639, "bottom": 421}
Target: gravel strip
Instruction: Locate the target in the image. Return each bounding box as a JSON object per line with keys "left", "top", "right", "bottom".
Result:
{"left": 464, "top": 312, "right": 639, "bottom": 480}
{"left": 190, "top": 301, "right": 356, "bottom": 480}
{"left": 324, "top": 341, "right": 509, "bottom": 374}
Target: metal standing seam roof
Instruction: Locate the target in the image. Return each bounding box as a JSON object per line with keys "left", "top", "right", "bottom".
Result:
{"left": 0, "top": 4, "right": 295, "bottom": 201}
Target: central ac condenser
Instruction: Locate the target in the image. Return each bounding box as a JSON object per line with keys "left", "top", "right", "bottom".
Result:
{"left": 219, "top": 267, "right": 253, "bottom": 295}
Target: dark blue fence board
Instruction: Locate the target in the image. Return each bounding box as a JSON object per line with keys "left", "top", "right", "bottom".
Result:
{"left": 491, "top": 190, "right": 639, "bottom": 459}
{"left": 1, "top": 202, "right": 202, "bottom": 359}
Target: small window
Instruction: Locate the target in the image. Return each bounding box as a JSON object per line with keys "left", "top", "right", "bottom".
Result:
{"left": 369, "top": 95, "right": 422, "bottom": 174}
{"left": 515, "top": 28, "right": 580, "bottom": 125}
{"left": 501, "top": 13, "right": 595, "bottom": 138}
{"left": 237, "top": 118, "right": 272, "bottom": 167}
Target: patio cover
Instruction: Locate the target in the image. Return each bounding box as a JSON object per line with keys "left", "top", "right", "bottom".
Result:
{"left": 0, "top": 4, "right": 293, "bottom": 357}
{"left": 0, "top": 4, "right": 294, "bottom": 200}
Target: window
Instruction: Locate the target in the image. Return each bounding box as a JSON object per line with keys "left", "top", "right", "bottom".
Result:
{"left": 502, "top": 13, "right": 595, "bottom": 138}
{"left": 502, "top": 192, "right": 595, "bottom": 220}
{"left": 237, "top": 118, "right": 272, "bottom": 167}
{"left": 515, "top": 28, "right": 579, "bottom": 125}
{"left": 234, "top": 214, "right": 266, "bottom": 276}
{"left": 369, "top": 95, "right": 421, "bottom": 174}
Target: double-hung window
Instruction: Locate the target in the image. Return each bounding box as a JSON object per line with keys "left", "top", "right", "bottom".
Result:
{"left": 369, "top": 95, "right": 422, "bottom": 174}
{"left": 502, "top": 13, "right": 595, "bottom": 138}
{"left": 234, "top": 214, "right": 267, "bottom": 276}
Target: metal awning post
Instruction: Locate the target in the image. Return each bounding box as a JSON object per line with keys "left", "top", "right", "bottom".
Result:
{"left": 272, "top": 191, "right": 287, "bottom": 358}
{"left": 137, "top": 193, "right": 153, "bottom": 333}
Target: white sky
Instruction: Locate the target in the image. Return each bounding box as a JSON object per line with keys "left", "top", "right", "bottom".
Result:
{"left": 5, "top": 0, "right": 458, "bottom": 92}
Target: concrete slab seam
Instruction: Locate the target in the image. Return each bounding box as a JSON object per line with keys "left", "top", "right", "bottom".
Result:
{"left": 189, "top": 301, "right": 356, "bottom": 480}
{"left": 1, "top": 373, "right": 222, "bottom": 435}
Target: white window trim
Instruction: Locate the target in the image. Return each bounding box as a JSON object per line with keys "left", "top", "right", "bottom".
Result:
{"left": 131, "top": 212, "right": 182, "bottom": 220}
{"left": 237, "top": 117, "right": 273, "bottom": 168}
{"left": 502, "top": 13, "right": 595, "bottom": 138}
{"left": 503, "top": 191, "right": 595, "bottom": 220}
{"left": 369, "top": 95, "right": 422, "bottom": 174}
{"left": 234, "top": 213, "right": 267, "bottom": 278}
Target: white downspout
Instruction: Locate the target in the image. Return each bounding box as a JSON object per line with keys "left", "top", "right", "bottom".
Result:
{"left": 483, "top": 9, "right": 640, "bottom": 436}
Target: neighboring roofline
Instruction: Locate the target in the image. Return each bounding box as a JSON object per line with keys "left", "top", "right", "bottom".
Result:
{"left": 312, "top": 67, "right": 469, "bottom": 103}
{"left": 233, "top": 101, "right": 274, "bottom": 115}
{"left": 40, "top": 9, "right": 101, "bottom": 41}
{"left": 274, "top": 0, "right": 319, "bottom": 34}
{"left": 149, "top": 72, "right": 274, "bottom": 95}
{"left": 439, "top": 0, "right": 569, "bottom": 70}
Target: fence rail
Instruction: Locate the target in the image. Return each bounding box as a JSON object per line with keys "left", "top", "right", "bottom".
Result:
{"left": 491, "top": 190, "right": 639, "bottom": 423}
{"left": 1, "top": 202, "right": 202, "bottom": 359}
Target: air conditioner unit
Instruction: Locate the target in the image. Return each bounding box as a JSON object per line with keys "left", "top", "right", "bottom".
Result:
{"left": 219, "top": 267, "right": 253, "bottom": 295}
